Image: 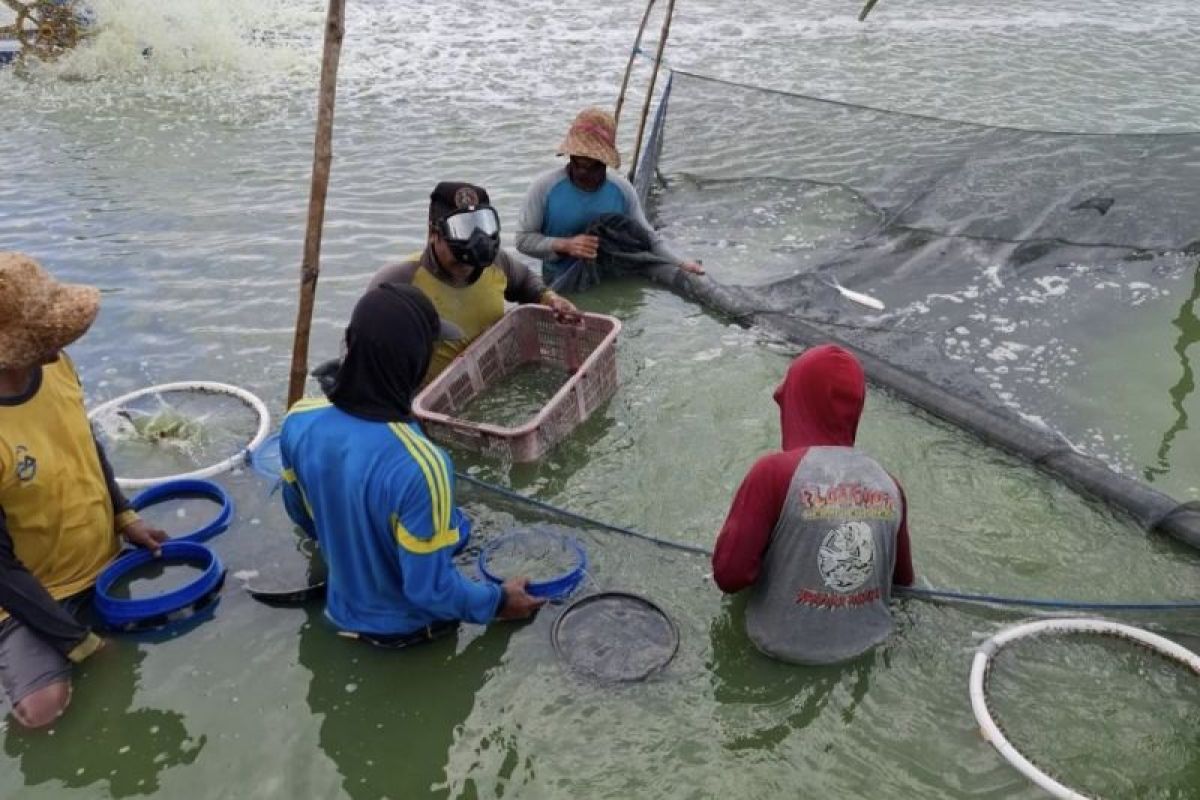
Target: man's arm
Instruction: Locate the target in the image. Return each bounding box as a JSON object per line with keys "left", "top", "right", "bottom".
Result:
{"left": 712, "top": 452, "right": 798, "bottom": 593}
{"left": 93, "top": 434, "right": 139, "bottom": 532}
{"left": 392, "top": 455, "right": 501, "bottom": 624}
{"left": 514, "top": 170, "right": 561, "bottom": 260}
{"left": 892, "top": 480, "right": 914, "bottom": 586}
{"left": 497, "top": 250, "right": 548, "bottom": 304}
{"left": 0, "top": 506, "right": 102, "bottom": 662}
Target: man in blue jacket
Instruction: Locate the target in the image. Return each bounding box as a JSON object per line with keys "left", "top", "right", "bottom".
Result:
{"left": 280, "top": 283, "right": 542, "bottom": 646}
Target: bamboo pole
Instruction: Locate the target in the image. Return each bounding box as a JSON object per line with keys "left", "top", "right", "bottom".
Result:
{"left": 858, "top": 0, "right": 881, "bottom": 22}
{"left": 627, "top": 0, "right": 675, "bottom": 183}
{"left": 287, "top": 0, "right": 346, "bottom": 407}
{"left": 613, "top": 0, "right": 658, "bottom": 130}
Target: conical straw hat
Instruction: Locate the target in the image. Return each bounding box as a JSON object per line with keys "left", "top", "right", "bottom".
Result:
{"left": 557, "top": 107, "right": 620, "bottom": 170}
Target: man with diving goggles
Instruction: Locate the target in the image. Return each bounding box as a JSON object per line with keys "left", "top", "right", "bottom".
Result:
{"left": 370, "top": 182, "right": 578, "bottom": 384}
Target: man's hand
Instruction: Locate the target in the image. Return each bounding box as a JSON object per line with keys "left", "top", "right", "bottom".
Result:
{"left": 496, "top": 578, "right": 545, "bottom": 621}
{"left": 553, "top": 235, "right": 600, "bottom": 261}
{"left": 542, "top": 291, "right": 581, "bottom": 323}
{"left": 121, "top": 519, "right": 168, "bottom": 555}
{"left": 680, "top": 260, "right": 705, "bottom": 275}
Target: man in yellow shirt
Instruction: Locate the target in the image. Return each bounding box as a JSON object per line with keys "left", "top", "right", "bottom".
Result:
{"left": 0, "top": 253, "right": 166, "bottom": 729}
{"left": 368, "top": 182, "right": 580, "bottom": 383}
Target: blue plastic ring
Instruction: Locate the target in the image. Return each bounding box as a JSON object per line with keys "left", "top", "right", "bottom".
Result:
{"left": 478, "top": 531, "right": 588, "bottom": 601}
{"left": 129, "top": 478, "right": 234, "bottom": 544}
{"left": 93, "top": 541, "right": 226, "bottom": 629}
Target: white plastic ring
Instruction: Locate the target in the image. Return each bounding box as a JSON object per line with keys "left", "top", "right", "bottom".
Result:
{"left": 969, "top": 618, "right": 1200, "bottom": 799}
{"left": 88, "top": 381, "right": 271, "bottom": 490}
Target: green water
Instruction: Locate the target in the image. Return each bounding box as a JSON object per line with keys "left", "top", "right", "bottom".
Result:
{"left": 133, "top": 496, "right": 227, "bottom": 540}
{"left": 4, "top": 290, "right": 1196, "bottom": 799}
{"left": 2, "top": 0, "right": 1199, "bottom": 796}
{"left": 108, "top": 562, "right": 207, "bottom": 601}
{"left": 459, "top": 364, "right": 569, "bottom": 428}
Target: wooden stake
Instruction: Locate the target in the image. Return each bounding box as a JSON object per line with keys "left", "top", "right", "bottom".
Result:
{"left": 613, "top": 0, "right": 658, "bottom": 130}
{"left": 627, "top": 0, "right": 675, "bottom": 183}
{"left": 287, "top": 0, "right": 346, "bottom": 408}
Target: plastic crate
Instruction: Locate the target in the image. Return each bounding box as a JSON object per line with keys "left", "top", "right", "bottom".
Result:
{"left": 413, "top": 306, "right": 622, "bottom": 462}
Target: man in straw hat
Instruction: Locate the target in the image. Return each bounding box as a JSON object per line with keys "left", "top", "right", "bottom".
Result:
{"left": 0, "top": 252, "right": 166, "bottom": 728}
{"left": 516, "top": 107, "right": 704, "bottom": 290}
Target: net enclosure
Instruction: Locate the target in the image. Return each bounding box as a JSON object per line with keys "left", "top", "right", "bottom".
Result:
{"left": 634, "top": 70, "right": 1200, "bottom": 550}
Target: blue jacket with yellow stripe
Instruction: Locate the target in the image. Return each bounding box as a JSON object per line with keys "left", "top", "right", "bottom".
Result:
{"left": 279, "top": 398, "right": 501, "bottom": 635}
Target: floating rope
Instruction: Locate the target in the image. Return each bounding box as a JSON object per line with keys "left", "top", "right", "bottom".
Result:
{"left": 458, "top": 472, "right": 1200, "bottom": 611}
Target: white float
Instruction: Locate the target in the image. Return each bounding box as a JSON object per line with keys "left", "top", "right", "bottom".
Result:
{"left": 88, "top": 381, "right": 271, "bottom": 490}
{"left": 969, "top": 618, "right": 1200, "bottom": 799}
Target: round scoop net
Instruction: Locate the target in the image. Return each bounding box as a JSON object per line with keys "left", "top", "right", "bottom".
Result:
{"left": 89, "top": 382, "right": 270, "bottom": 489}
{"left": 971, "top": 618, "right": 1200, "bottom": 799}
{"left": 478, "top": 525, "right": 586, "bottom": 600}
{"left": 552, "top": 592, "right": 680, "bottom": 682}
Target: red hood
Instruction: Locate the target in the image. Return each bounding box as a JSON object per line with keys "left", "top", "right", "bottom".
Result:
{"left": 774, "top": 344, "right": 865, "bottom": 450}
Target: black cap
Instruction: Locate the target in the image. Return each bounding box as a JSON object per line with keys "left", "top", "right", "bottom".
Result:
{"left": 429, "top": 181, "right": 492, "bottom": 224}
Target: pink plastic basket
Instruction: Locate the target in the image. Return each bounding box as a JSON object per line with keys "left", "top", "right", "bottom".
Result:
{"left": 413, "top": 305, "right": 622, "bottom": 462}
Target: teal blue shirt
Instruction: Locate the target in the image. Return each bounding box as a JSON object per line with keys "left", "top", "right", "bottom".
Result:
{"left": 515, "top": 166, "right": 684, "bottom": 273}
{"left": 279, "top": 399, "right": 501, "bottom": 635}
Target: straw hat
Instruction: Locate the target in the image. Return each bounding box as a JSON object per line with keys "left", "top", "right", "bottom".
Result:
{"left": 557, "top": 107, "right": 621, "bottom": 170}
{"left": 0, "top": 253, "right": 100, "bottom": 370}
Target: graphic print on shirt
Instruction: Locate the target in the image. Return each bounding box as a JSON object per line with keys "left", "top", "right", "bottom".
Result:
{"left": 14, "top": 445, "right": 37, "bottom": 482}
{"left": 799, "top": 481, "right": 896, "bottom": 521}
{"left": 793, "top": 478, "right": 895, "bottom": 609}
{"left": 817, "top": 521, "right": 875, "bottom": 592}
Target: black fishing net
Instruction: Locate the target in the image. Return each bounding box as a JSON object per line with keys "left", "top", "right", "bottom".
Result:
{"left": 636, "top": 71, "right": 1200, "bottom": 548}
{"left": 552, "top": 591, "right": 680, "bottom": 682}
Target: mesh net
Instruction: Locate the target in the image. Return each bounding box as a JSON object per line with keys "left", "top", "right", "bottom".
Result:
{"left": 91, "top": 387, "right": 263, "bottom": 483}
{"left": 552, "top": 592, "right": 679, "bottom": 682}
{"left": 644, "top": 70, "right": 1200, "bottom": 500}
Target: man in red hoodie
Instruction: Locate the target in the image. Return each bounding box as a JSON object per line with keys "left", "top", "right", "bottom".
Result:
{"left": 713, "top": 344, "right": 914, "bottom": 664}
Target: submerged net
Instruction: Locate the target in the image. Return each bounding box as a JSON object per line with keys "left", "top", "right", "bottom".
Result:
{"left": 637, "top": 70, "right": 1200, "bottom": 549}
{"left": 91, "top": 387, "right": 264, "bottom": 483}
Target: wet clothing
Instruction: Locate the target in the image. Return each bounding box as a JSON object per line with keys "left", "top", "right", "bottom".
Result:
{"left": 280, "top": 399, "right": 501, "bottom": 637}
{"left": 0, "top": 355, "right": 132, "bottom": 701}
{"left": 713, "top": 345, "right": 914, "bottom": 665}
{"left": 370, "top": 246, "right": 547, "bottom": 383}
{"left": 0, "top": 594, "right": 93, "bottom": 706}
{"left": 282, "top": 284, "right": 501, "bottom": 637}
{"left": 515, "top": 166, "right": 684, "bottom": 286}
{"left": 538, "top": 213, "right": 675, "bottom": 294}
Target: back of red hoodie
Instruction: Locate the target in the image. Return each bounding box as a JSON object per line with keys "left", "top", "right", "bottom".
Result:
{"left": 713, "top": 344, "right": 913, "bottom": 664}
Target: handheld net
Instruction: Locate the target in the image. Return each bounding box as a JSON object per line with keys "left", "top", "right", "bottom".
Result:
{"left": 552, "top": 591, "right": 680, "bottom": 683}
{"left": 969, "top": 618, "right": 1200, "bottom": 799}
{"left": 478, "top": 524, "right": 587, "bottom": 601}
{"left": 89, "top": 381, "right": 270, "bottom": 490}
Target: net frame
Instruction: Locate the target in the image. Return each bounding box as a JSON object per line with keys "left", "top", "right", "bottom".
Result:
{"left": 969, "top": 618, "right": 1200, "bottom": 799}
{"left": 551, "top": 591, "right": 680, "bottom": 683}
{"left": 88, "top": 381, "right": 271, "bottom": 489}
